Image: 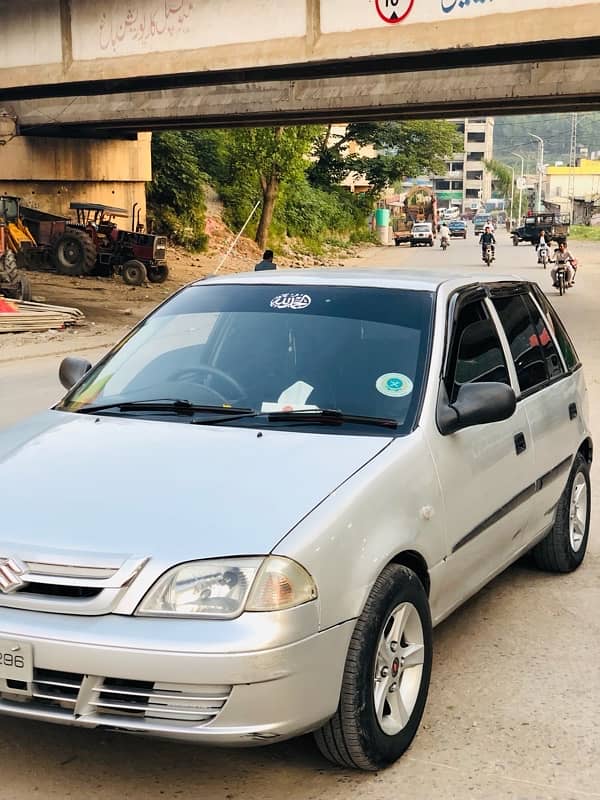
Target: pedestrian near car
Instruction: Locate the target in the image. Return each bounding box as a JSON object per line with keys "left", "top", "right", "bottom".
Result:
{"left": 255, "top": 249, "right": 277, "bottom": 271}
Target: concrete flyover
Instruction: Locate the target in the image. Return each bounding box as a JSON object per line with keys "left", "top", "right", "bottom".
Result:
{"left": 2, "top": 0, "right": 600, "bottom": 134}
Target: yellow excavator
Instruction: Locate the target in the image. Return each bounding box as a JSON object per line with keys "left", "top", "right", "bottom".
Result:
{"left": 0, "top": 195, "right": 95, "bottom": 277}
{"left": 0, "top": 196, "right": 35, "bottom": 300}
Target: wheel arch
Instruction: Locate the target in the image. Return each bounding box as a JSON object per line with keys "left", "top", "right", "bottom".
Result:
{"left": 387, "top": 550, "right": 430, "bottom": 597}
{"left": 578, "top": 437, "right": 593, "bottom": 465}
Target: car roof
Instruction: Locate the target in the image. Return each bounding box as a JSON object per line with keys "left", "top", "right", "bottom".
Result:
{"left": 195, "top": 268, "right": 525, "bottom": 293}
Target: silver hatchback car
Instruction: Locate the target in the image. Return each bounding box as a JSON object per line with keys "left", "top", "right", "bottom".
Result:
{"left": 0, "top": 270, "right": 591, "bottom": 770}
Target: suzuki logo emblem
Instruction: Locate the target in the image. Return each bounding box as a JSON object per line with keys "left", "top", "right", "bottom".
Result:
{"left": 0, "top": 558, "right": 28, "bottom": 593}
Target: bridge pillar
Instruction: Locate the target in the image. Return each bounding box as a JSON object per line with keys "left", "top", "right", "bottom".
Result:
{"left": 0, "top": 133, "right": 151, "bottom": 225}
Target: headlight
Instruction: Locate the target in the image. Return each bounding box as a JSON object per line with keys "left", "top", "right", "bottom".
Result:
{"left": 137, "top": 556, "right": 317, "bottom": 619}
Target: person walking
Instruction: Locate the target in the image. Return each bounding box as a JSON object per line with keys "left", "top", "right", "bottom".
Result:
{"left": 255, "top": 249, "right": 277, "bottom": 271}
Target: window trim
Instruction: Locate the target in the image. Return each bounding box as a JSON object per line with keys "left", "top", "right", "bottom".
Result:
{"left": 441, "top": 288, "right": 511, "bottom": 401}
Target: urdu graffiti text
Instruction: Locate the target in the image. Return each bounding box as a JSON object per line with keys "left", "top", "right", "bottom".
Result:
{"left": 99, "top": 1, "right": 195, "bottom": 52}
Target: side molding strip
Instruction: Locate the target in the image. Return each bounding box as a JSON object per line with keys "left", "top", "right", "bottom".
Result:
{"left": 452, "top": 456, "right": 573, "bottom": 554}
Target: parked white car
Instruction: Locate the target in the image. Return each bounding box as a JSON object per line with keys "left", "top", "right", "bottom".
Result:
{"left": 0, "top": 270, "right": 591, "bottom": 771}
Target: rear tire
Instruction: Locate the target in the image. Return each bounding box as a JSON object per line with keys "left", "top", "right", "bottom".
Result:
{"left": 8, "top": 274, "right": 33, "bottom": 302}
{"left": 146, "top": 265, "right": 169, "bottom": 284}
{"left": 52, "top": 230, "right": 96, "bottom": 276}
{"left": 314, "top": 565, "right": 432, "bottom": 771}
{"left": 122, "top": 259, "right": 147, "bottom": 286}
{"left": 531, "top": 453, "right": 590, "bottom": 572}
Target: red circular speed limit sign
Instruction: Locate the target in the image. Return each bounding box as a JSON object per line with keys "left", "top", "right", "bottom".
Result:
{"left": 375, "top": 0, "right": 415, "bottom": 24}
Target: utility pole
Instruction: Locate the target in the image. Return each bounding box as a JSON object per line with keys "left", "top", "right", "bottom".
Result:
{"left": 568, "top": 112, "right": 578, "bottom": 223}
{"left": 512, "top": 152, "right": 525, "bottom": 223}
{"left": 509, "top": 165, "right": 515, "bottom": 227}
{"left": 528, "top": 133, "right": 544, "bottom": 213}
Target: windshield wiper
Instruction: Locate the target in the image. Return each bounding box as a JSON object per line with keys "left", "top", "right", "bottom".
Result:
{"left": 193, "top": 408, "right": 398, "bottom": 429}
{"left": 73, "top": 399, "right": 252, "bottom": 416}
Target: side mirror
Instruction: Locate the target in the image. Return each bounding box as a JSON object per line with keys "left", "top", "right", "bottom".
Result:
{"left": 59, "top": 356, "right": 92, "bottom": 390}
{"left": 437, "top": 382, "right": 516, "bottom": 436}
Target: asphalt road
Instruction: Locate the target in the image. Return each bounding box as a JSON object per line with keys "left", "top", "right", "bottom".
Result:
{"left": 0, "top": 231, "right": 599, "bottom": 800}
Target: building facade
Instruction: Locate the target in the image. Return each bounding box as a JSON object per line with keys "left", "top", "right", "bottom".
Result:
{"left": 434, "top": 118, "right": 494, "bottom": 215}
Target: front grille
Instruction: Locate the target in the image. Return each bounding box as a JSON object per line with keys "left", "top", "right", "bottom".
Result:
{"left": 16, "top": 583, "right": 101, "bottom": 599}
{"left": 0, "top": 668, "right": 231, "bottom": 727}
{"left": 0, "top": 552, "right": 148, "bottom": 615}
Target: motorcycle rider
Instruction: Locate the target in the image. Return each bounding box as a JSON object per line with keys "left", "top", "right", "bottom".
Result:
{"left": 439, "top": 222, "right": 451, "bottom": 248}
{"left": 479, "top": 225, "right": 496, "bottom": 261}
{"left": 551, "top": 241, "right": 577, "bottom": 287}
{"left": 537, "top": 230, "right": 550, "bottom": 264}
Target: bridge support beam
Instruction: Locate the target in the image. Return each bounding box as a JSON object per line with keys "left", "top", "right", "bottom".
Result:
{"left": 12, "top": 57, "right": 600, "bottom": 136}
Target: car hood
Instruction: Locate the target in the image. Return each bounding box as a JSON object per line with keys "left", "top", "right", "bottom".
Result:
{"left": 0, "top": 411, "right": 391, "bottom": 562}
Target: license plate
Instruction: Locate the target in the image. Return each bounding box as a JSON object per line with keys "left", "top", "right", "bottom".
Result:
{"left": 0, "top": 639, "right": 33, "bottom": 684}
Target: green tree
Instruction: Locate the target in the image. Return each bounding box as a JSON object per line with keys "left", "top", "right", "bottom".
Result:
{"left": 310, "top": 121, "right": 462, "bottom": 196}
{"left": 147, "top": 132, "right": 206, "bottom": 249}
{"left": 219, "top": 126, "right": 323, "bottom": 249}
{"left": 485, "top": 159, "right": 514, "bottom": 214}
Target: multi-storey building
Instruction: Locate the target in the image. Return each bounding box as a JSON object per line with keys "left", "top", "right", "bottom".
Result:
{"left": 434, "top": 118, "right": 495, "bottom": 215}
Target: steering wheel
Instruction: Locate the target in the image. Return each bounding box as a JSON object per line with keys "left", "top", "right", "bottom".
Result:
{"left": 170, "top": 366, "right": 246, "bottom": 405}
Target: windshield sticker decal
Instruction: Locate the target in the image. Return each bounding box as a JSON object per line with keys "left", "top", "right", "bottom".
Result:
{"left": 270, "top": 293, "right": 312, "bottom": 310}
{"left": 376, "top": 373, "right": 414, "bottom": 398}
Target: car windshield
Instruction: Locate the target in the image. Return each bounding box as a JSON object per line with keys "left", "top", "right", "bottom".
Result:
{"left": 59, "top": 283, "right": 434, "bottom": 435}
{"left": 413, "top": 225, "right": 430, "bottom": 232}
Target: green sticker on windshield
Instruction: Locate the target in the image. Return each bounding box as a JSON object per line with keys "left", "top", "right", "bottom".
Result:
{"left": 376, "top": 373, "right": 413, "bottom": 398}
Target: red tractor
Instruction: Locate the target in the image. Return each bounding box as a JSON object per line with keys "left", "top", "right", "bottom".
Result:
{"left": 69, "top": 203, "right": 169, "bottom": 286}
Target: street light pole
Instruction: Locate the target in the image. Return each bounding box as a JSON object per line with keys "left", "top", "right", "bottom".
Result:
{"left": 510, "top": 165, "right": 515, "bottom": 227}
{"left": 528, "top": 133, "right": 544, "bottom": 213}
{"left": 511, "top": 152, "right": 525, "bottom": 223}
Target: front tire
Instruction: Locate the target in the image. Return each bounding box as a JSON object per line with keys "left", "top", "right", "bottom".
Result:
{"left": 314, "top": 565, "right": 432, "bottom": 771}
{"left": 122, "top": 260, "right": 147, "bottom": 286}
{"left": 531, "top": 453, "right": 590, "bottom": 572}
{"left": 147, "top": 265, "right": 169, "bottom": 283}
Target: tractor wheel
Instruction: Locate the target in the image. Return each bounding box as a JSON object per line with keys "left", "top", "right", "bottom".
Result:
{"left": 9, "top": 275, "right": 33, "bottom": 302}
{"left": 146, "top": 265, "right": 169, "bottom": 284}
{"left": 0, "top": 251, "right": 33, "bottom": 302}
{"left": 52, "top": 230, "right": 97, "bottom": 276}
{"left": 122, "top": 260, "right": 147, "bottom": 286}
{"left": 0, "top": 250, "right": 19, "bottom": 285}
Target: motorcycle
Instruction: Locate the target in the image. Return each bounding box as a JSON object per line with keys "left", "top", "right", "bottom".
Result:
{"left": 554, "top": 258, "right": 578, "bottom": 296}
{"left": 538, "top": 244, "right": 550, "bottom": 269}
{"left": 482, "top": 245, "right": 494, "bottom": 267}
{"left": 555, "top": 264, "right": 569, "bottom": 296}
{"left": 440, "top": 236, "right": 449, "bottom": 251}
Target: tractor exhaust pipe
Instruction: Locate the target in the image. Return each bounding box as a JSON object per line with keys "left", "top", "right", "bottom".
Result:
{"left": 131, "top": 202, "right": 138, "bottom": 232}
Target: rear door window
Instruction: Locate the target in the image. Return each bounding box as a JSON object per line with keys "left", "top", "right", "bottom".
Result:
{"left": 531, "top": 286, "right": 580, "bottom": 371}
{"left": 492, "top": 293, "right": 561, "bottom": 393}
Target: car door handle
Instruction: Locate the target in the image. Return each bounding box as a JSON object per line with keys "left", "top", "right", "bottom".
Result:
{"left": 569, "top": 403, "right": 578, "bottom": 420}
{"left": 514, "top": 432, "right": 527, "bottom": 455}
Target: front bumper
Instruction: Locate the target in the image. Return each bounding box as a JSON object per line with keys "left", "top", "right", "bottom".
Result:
{"left": 0, "top": 607, "right": 354, "bottom": 745}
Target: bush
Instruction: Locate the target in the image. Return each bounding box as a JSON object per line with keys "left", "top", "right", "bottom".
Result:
{"left": 275, "top": 180, "right": 371, "bottom": 242}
